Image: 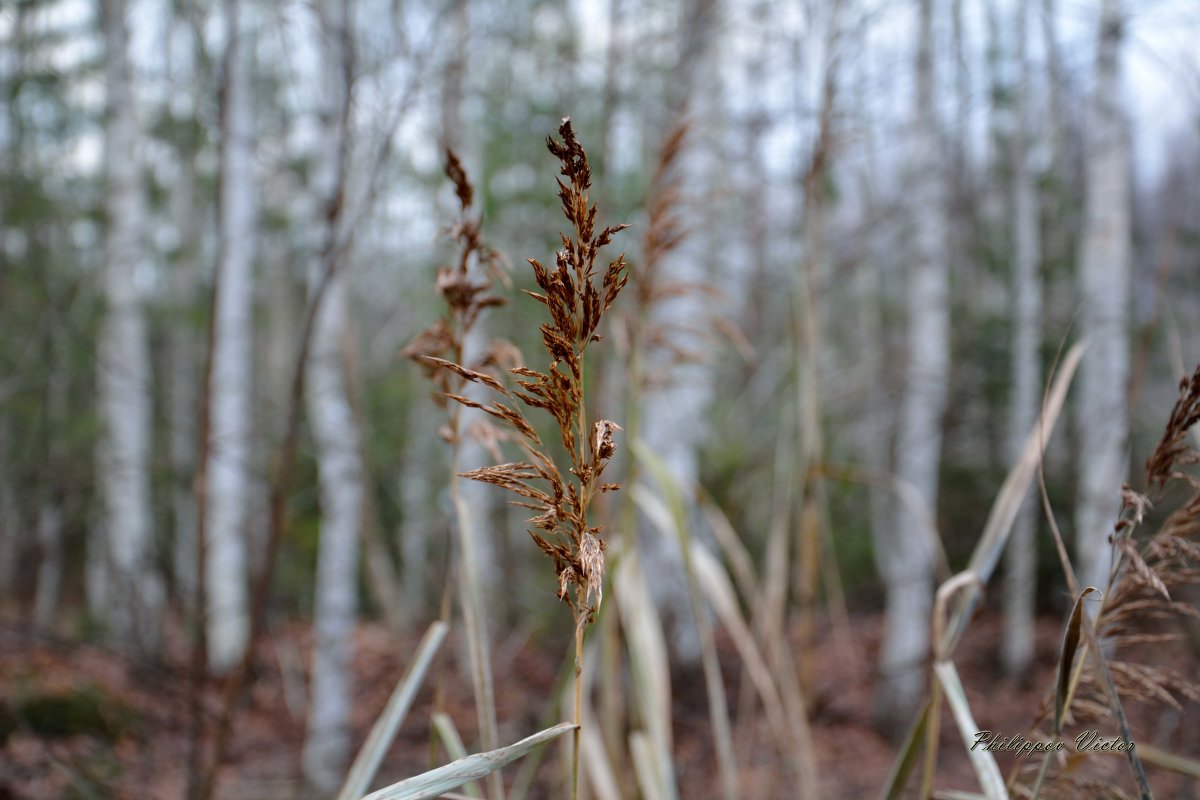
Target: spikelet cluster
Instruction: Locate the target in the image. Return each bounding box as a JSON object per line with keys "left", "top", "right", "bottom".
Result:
{"left": 403, "top": 149, "right": 518, "bottom": 450}
{"left": 415, "top": 119, "right": 630, "bottom": 621}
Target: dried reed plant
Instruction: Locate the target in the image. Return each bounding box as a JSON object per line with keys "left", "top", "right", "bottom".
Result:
{"left": 416, "top": 118, "right": 630, "bottom": 800}
{"left": 1013, "top": 364, "right": 1200, "bottom": 798}
{"left": 404, "top": 150, "right": 513, "bottom": 800}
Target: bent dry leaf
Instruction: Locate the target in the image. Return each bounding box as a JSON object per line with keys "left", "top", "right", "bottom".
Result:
{"left": 361, "top": 723, "right": 578, "bottom": 800}
{"left": 942, "top": 341, "right": 1086, "bottom": 657}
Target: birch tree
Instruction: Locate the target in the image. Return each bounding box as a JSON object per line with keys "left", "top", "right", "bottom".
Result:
{"left": 879, "top": 0, "right": 948, "bottom": 720}
{"left": 302, "top": 0, "right": 363, "bottom": 790}
{"left": 1003, "top": 0, "right": 1041, "bottom": 677}
{"left": 95, "top": 0, "right": 163, "bottom": 652}
{"left": 638, "top": 0, "right": 719, "bottom": 663}
{"left": 1075, "top": 0, "right": 1130, "bottom": 593}
{"left": 205, "top": 0, "right": 257, "bottom": 673}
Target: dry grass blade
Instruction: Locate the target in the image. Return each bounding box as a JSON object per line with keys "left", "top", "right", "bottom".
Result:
{"left": 685, "top": 516, "right": 819, "bottom": 796}
{"left": 697, "top": 488, "right": 760, "bottom": 604}
{"left": 1072, "top": 599, "right": 1153, "bottom": 799}
{"left": 614, "top": 549, "right": 677, "bottom": 798}
{"left": 1054, "top": 587, "right": 1101, "bottom": 736}
{"left": 924, "top": 572, "right": 984, "bottom": 798}
{"left": 336, "top": 621, "right": 449, "bottom": 800}
{"left": 627, "top": 446, "right": 738, "bottom": 800}
{"left": 361, "top": 723, "right": 578, "bottom": 800}
{"left": 941, "top": 340, "right": 1086, "bottom": 656}
{"left": 628, "top": 731, "right": 671, "bottom": 800}
{"left": 1029, "top": 586, "right": 1101, "bottom": 800}
{"left": 1126, "top": 743, "right": 1200, "bottom": 779}
{"left": 879, "top": 697, "right": 931, "bottom": 800}
{"left": 932, "top": 661, "right": 1009, "bottom": 800}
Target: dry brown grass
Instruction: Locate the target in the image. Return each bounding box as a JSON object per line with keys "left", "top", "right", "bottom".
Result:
{"left": 1014, "top": 363, "right": 1200, "bottom": 798}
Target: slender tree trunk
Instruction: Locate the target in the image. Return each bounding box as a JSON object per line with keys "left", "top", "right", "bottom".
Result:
{"left": 205, "top": 0, "right": 257, "bottom": 673}
{"left": 1075, "top": 0, "right": 1130, "bottom": 592}
{"left": 170, "top": 158, "right": 201, "bottom": 614}
{"left": 1003, "top": 0, "right": 1041, "bottom": 678}
{"left": 302, "top": 0, "right": 363, "bottom": 791}
{"left": 879, "top": 0, "right": 948, "bottom": 723}
{"left": 638, "top": 0, "right": 719, "bottom": 665}
{"left": 0, "top": 424, "right": 17, "bottom": 603}
{"left": 96, "top": 0, "right": 163, "bottom": 653}
{"left": 34, "top": 331, "right": 67, "bottom": 630}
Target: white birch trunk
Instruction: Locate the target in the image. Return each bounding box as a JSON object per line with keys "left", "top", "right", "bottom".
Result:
{"left": 96, "top": 0, "right": 163, "bottom": 652}
{"left": 302, "top": 0, "right": 363, "bottom": 790}
{"left": 167, "top": 15, "right": 203, "bottom": 617}
{"left": 1003, "top": 0, "right": 1041, "bottom": 677}
{"left": 638, "top": 0, "right": 719, "bottom": 665}
{"left": 879, "top": 0, "right": 948, "bottom": 719}
{"left": 1075, "top": 0, "right": 1130, "bottom": 592}
{"left": 205, "top": 0, "right": 257, "bottom": 674}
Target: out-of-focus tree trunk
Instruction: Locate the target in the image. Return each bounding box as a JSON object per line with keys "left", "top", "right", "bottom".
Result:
{"left": 95, "top": 0, "right": 163, "bottom": 653}
{"left": 34, "top": 331, "right": 66, "bottom": 630}
{"left": 205, "top": 0, "right": 257, "bottom": 674}
{"left": 1075, "top": 0, "right": 1130, "bottom": 592}
{"left": 169, "top": 151, "right": 201, "bottom": 616}
{"left": 302, "top": 0, "right": 363, "bottom": 791}
{"left": 398, "top": 407, "right": 435, "bottom": 620}
{"left": 1003, "top": 0, "right": 1041, "bottom": 678}
{"left": 638, "top": 0, "right": 718, "bottom": 665}
{"left": 166, "top": 9, "right": 204, "bottom": 622}
{"left": 0, "top": 425, "right": 17, "bottom": 602}
{"left": 878, "top": 0, "right": 948, "bottom": 723}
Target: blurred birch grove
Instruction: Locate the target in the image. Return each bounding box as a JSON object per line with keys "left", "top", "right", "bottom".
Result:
{"left": 2, "top": 0, "right": 1200, "bottom": 797}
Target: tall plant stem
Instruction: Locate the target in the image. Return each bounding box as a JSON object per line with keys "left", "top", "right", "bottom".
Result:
{"left": 447, "top": 334, "right": 503, "bottom": 800}
{"left": 572, "top": 609, "right": 585, "bottom": 800}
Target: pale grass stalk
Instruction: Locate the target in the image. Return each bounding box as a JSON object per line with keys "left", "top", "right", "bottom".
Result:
{"left": 614, "top": 547, "right": 676, "bottom": 799}
{"left": 451, "top": 491, "right": 503, "bottom": 800}
{"left": 629, "top": 442, "right": 738, "bottom": 799}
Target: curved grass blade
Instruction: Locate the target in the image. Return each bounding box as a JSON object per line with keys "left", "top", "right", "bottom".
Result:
{"left": 879, "top": 696, "right": 931, "bottom": 800}
{"left": 1054, "top": 587, "right": 1100, "bottom": 736}
{"left": 1073, "top": 593, "right": 1154, "bottom": 800}
{"left": 614, "top": 548, "right": 676, "bottom": 799}
{"left": 933, "top": 661, "right": 1009, "bottom": 800}
{"left": 362, "top": 723, "right": 578, "bottom": 800}
{"left": 942, "top": 341, "right": 1086, "bottom": 657}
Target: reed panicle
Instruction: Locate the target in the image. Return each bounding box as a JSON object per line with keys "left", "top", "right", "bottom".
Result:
{"left": 1018, "top": 363, "right": 1200, "bottom": 797}
{"left": 417, "top": 118, "right": 630, "bottom": 800}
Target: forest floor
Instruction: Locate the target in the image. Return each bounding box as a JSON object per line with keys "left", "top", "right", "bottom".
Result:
{"left": 0, "top": 610, "right": 1194, "bottom": 799}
